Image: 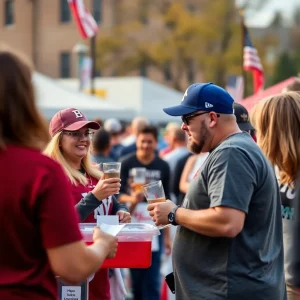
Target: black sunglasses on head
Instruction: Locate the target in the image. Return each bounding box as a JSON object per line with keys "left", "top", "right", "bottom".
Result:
{"left": 181, "top": 111, "right": 220, "bottom": 125}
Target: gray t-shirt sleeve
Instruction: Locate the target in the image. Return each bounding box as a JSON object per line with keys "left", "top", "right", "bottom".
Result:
{"left": 207, "top": 147, "right": 256, "bottom": 213}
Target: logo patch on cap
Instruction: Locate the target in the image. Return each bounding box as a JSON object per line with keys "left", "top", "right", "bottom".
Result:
{"left": 182, "top": 88, "right": 188, "bottom": 102}
{"left": 240, "top": 113, "right": 248, "bottom": 121}
{"left": 72, "top": 110, "right": 83, "bottom": 118}
{"left": 205, "top": 102, "right": 214, "bottom": 108}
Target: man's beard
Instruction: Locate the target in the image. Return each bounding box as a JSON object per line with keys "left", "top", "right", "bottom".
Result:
{"left": 188, "top": 120, "right": 209, "bottom": 154}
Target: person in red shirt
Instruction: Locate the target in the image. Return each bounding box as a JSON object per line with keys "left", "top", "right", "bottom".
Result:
{"left": 44, "top": 108, "right": 131, "bottom": 300}
{"left": 0, "top": 46, "right": 118, "bottom": 300}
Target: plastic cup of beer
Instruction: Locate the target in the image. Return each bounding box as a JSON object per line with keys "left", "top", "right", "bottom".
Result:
{"left": 103, "top": 162, "right": 121, "bottom": 194}
{"left": 132, "top": 168, "right": 147, "bottom": 193}
{"left": 143, "top": 181, "right": 170, "bottom": 230}
{"left": 142, "top": 180, "right": 166, "bottom": 204}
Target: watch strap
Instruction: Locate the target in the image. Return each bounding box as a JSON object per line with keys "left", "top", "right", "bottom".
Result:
{"left": 170, "top": 205, "right": 180, "bottom": 226}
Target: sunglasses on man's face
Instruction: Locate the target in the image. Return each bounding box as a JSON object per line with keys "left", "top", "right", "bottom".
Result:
{"left": 181, "top": 111, "right": 209, "bottom": 125}
{"left": 181, "top": 111, "right": 220, "bottom": 125}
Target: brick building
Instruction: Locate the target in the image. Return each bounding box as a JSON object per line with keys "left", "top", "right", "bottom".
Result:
{"left": 0, "top": 0, "right": 205, "bottom": 89}
{"left": 0, "top": 0, "right": 117, "bottom": 78}
{"left": 1, "top": 1, "right": 287, "bottom": 90}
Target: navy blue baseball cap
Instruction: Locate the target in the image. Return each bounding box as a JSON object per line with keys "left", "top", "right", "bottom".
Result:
{"left": 163, "top": 83, "right": 234, "bottom": 116}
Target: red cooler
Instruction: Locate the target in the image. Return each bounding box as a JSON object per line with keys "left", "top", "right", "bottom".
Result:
{"left": 80, "top": 223, "right": 160, "bottom": 268}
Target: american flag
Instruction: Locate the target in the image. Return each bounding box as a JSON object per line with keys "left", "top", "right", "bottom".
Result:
{"left": 67, "top": 0, "right": 98, "bottom": 39}
{"left": 243, "top": 25, "right": 264, "bottom": 94}
{"left": 225, "top": 75, "right": 244, "bottom": 102}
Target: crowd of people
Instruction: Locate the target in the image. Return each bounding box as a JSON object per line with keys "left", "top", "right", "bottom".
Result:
{"left": 1, "top": 46, "right": 300, "bottom": 300}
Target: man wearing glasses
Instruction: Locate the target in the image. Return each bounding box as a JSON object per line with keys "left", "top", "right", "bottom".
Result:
{"left": 147, "top": 83, "right": 286, "bottom": 300}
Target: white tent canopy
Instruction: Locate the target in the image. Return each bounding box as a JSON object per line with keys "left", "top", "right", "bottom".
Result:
{"left": 33, "top": 73, "right": 134, "bottom": 120}
{"left": 140, "top": 78, "right": 182, "bottom": 122}
{"left": 58, "top": 77, "right": 183, "bottom": 123}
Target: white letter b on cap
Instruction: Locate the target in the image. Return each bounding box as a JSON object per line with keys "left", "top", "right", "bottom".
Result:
{"left": 72, "top": 110, "right": 83, "bottom": 118}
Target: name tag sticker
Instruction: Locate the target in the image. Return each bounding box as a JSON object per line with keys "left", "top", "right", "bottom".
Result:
{"left": 61, "top": 286, "right": 81, "bottom": 300}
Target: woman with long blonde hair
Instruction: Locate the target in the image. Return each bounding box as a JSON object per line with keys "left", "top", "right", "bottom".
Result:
{"left": 44, "top": 108, "right": 130, "bottom": 300}
{"left": 0, "top": 47, "right": 118, "bottom": 300}
{"left": 251, "top": 91, "right": 300, "bottom": 300}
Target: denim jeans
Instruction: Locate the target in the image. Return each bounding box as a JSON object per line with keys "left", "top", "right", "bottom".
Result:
{"left": 130, "top": 251, "right": 162, "bottom": 300}
{"left": 130, "top": 233, "right": 163, "bottom": 300}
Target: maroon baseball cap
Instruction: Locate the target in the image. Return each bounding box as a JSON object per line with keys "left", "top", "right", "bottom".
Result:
{"left": 49, "top": 108, "right": 100, "bottom": 137}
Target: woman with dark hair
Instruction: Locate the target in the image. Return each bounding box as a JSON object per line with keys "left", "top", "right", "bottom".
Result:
{"left": 0, "top": 46, "right": 118, "bottom": 300}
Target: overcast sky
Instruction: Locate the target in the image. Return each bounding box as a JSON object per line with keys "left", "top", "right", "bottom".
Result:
{"left": 244, "top": 0, "right": 300, "bottom": 27}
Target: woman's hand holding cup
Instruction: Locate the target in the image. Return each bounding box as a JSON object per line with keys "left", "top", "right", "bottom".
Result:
{"left": 92, "top": 176, "right": 121, "bottom": 200}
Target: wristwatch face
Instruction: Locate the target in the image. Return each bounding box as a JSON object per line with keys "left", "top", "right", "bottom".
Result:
{"left": 168, "top": 212, "right": 175, "bottom": 223}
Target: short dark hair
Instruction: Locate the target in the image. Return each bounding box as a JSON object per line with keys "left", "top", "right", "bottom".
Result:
{"left": 173, "top": 128, "right": 186, "bottom": 142}
{"left": 92, "top": 129, "right": 110, "bottom": 153}
{"left": 137, "top": 125, "right": 158, "bottom": 141}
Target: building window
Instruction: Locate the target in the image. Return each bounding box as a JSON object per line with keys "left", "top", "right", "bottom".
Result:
{"left": 186, "top": 59, "right": 195, "bottom": 83}
{"left": 95, "top": 70, "right": 101, "bottom": 77}
{"left": 139, "top": 0, "right": 149, "bottom": 24}
{"left": 93, "top": 0, "right": 102, "bottom": 24}
{"left": 140, "top": 62, "right": 147, "bottom": 77}
{"left": 60, "top": 0, "right": 70, "bottom": 23}
{"left": 4, "top": 0, "right": 14, "bottom": 26}
{"left": 187, "top": 68, "right": 194, "bottom": 83}
{"left": 139, "top": 9, "right": 148, "bottom": 24}
{"left": 187, "top": 4, "right": 195, "bottom": 12}
{"left": 60, "top": 52, "right": 71, "bottom": 78}
{"left": 164, "top": 62, "right": 172, "bottom": 81}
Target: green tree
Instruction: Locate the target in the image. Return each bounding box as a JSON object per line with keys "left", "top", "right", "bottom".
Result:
{"left": 96, "top": 0, "right": 274, "bottom": 91}
{"left": 293, "top": 6, "right": 300, "bottom": 26}
{"left": 149, "top": 2, "right": 215, "bottom": 89}
{"left": 272, "top": 52, "right": 298, "bottom": 84}
{"left": 290, "top": 6, "right": 300, "bottom": 76}
{"left": 294, "top": 54, "right": 300, "bottom": 75}
{"left": 270, "top": 11, "right": 284, "bottom": 27}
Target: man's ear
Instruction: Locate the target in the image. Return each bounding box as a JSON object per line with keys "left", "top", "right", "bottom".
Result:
{"left": 208, "top": 113, "right": 218, "bottom": 128}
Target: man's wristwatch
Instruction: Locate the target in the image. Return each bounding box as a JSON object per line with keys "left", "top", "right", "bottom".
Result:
{"left": 168, "top": 206, "right": 180, "bottom": 226}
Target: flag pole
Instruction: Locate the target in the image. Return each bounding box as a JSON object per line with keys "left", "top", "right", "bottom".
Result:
{"left": 68, "top": 0, "right": 98, "bottom": 95}
{"left": 240, "top": 9, "right": 247, "bottom": 98}
{"left": 90, "top": 35, "right": 96, "bottom": 95}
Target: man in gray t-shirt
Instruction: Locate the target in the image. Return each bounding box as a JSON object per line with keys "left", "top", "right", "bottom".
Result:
{"left": 148, "top": 83, "right": 286, "bottom": 300}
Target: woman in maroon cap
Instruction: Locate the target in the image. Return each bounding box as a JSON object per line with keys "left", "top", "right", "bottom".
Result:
{"left": 0, "top": 47, "right": 118, "bottom": 299}
{"left": 44, "top": 108, "right": 131, "bottom": 300}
